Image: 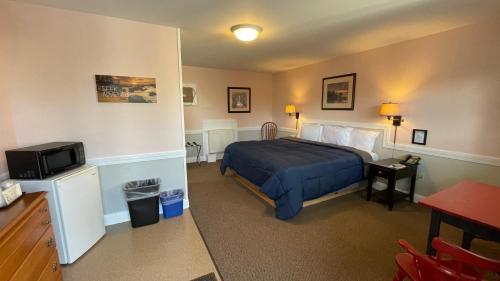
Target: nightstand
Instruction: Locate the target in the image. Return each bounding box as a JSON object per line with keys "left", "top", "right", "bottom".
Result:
{"left": 366, "top": 158, "right": 418, "bottom": 211}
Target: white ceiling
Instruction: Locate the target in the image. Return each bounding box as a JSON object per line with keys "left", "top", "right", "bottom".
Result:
{"left": 13, "top": 0, "right": 500, "bottom": 73}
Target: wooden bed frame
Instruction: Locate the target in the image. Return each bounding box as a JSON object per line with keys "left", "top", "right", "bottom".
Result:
{"left": 228, "top": 169, "right": 365, "bottom": 208}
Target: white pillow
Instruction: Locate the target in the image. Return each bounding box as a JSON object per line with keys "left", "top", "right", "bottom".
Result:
{"left": 300, "top": 124, "right": 322, "bottom": 141}
{"left": 349, "top": 129, "right": 380, "bottom": 152}
{"left": 321, "top": 125, "right": 353, "bottom": 146}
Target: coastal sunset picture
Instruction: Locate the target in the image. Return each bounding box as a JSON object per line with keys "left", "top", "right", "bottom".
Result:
{"left": 95, "top": 75, "right": 157, "bottom": 103}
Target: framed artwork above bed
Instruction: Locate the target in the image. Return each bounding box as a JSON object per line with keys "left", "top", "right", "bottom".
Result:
{"left": 321, "top": 73, "right": 356, "bottom": 110}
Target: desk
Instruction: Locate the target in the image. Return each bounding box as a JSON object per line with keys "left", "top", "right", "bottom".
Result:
{"left": 419, "top": 181, "right": 500, "bottom": 255}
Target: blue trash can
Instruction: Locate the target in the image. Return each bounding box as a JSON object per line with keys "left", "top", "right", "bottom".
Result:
{"left": 160, "top": 189, "right": 184, "bottom": 219}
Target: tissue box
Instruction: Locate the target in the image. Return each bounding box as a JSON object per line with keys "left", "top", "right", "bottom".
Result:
{"left": 0, "top": 180, "right": 23, "bottom": 208}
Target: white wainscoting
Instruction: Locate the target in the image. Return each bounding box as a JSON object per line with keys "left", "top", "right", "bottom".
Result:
{"left": 88, "top": 149, "right": 189, "bottom": 226}
{"left": 185, "top": 126, "right": 261, "bottom": 135}
{"left": 103, "top": 198, "right": 190, "bottom": 226}
{"left": 283, "top": 119, "right": 500, "bottom": 167}
{"left": 87, "top": 150, "right": 186, "bottom": 166}
{"left": 0, "top": 172, "right": 9, "bottom": 181}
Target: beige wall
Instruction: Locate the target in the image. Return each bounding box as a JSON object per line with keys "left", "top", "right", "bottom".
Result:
{"left": 272, "top": 17, "right": 500, "bottom": 158}
{"left": 0, "top": 1, "right": 183, "bottom": 173}
{"left": 182, "top": 66, "right": 273, "bottom": 130}
{"left": 0, "top": 91, "right": 17, "bottom": 176}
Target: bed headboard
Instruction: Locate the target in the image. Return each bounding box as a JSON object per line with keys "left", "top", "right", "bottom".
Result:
{"left": 299, "top": 119, "right": 390, "bottom": 157}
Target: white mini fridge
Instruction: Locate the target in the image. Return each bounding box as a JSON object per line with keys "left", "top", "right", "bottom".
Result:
{"left": 19, "top": 165, "right": 106, "bottom": 264}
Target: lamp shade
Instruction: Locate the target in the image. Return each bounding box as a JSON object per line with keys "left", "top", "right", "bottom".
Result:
{"left": 285, "top": 104, "right": 296, "bottom": 114}
{"left": 379, "top": 102, "right": 400, "bottom": 116}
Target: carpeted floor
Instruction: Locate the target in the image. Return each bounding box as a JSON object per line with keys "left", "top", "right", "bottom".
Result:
{"left": 188, "top": 162, "right": 499, "bottom": 281}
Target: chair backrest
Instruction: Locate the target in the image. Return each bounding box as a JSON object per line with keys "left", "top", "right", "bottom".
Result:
{"left": 399, "top": 238, "right": 500, "bottom": 281}
{"left": 261, "top": 122, "right": 278, "bottom": 140}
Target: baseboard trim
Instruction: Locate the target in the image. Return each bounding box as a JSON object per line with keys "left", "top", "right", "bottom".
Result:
{"left": 104, "top": 198, "right": 190, "bottom": 226}
{"left": 0, "top": 172, "right": 9, "bottom": 181}
{"left": 88, "top": 150, "right": 186, "bottom": 166}
{"left": 186, "top": 155, "right": 207, "bottom": 164}
{"left": 412, "top": 193, "right": 425, "bottom": 203}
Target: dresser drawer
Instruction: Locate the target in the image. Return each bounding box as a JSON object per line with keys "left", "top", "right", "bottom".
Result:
{"left": 10, "top": 227, "right": 57, "bottom": 281}
{"left": 37, "top": 250, "right": 62, "bottom": 281}
{"left": 0, "top": 200, "right": 50, "bottom": 281}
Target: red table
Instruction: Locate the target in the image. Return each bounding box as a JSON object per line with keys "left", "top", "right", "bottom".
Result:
{"left": 419, "top": 181, "right": 500, "bottom": 255}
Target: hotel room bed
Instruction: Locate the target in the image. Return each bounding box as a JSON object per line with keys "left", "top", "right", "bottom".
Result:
{"left": 220, "top": 137, "right": 374, "bottom": 219}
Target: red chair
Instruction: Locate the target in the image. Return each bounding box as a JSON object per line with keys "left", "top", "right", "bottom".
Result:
{"left": 393, "top": 237, "right": 500, "bottom": 281}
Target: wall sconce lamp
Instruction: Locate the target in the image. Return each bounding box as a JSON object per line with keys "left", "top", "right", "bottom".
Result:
{"left": 380, "top": 102, "right": 404, "bottom": 157}
{"left": 285, "top": 104, "right": 300, "bottom": 130}
{"left": 380, "top": 102, "right": 403, "bottom": 126}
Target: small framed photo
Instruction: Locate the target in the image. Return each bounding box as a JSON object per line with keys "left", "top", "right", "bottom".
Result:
{"left": 412, "top": 129, "right": 428, "bottom": 145}
{"left": 228, "top": 87, "right": 251, "bottom": 113}
{"left": 183, "top": 83, "right": 197, "bottom": 106}
{"left": 321, "top": 73, "right": 356, "bottom": 110}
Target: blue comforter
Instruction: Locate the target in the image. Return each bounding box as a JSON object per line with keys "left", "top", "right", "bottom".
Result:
{"left": 220, "top": 137, "right": 372, "bottom": 219}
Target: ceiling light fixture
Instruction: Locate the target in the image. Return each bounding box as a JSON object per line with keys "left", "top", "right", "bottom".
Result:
{"left": 230, "top": 24, "right": 263, "bottom": 42}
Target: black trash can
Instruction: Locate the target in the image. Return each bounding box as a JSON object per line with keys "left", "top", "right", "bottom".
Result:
{"left": 123, "top": 178, "right": 160, "bottom": 228}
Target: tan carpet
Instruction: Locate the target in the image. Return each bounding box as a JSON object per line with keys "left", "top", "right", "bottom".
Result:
{"left": 188, "top": 162, "right": 499, "bottom": 281}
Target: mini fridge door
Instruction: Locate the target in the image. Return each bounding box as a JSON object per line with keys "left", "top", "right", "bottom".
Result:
{"left": 55, "top": 165, "right": 106, "bottom": 263}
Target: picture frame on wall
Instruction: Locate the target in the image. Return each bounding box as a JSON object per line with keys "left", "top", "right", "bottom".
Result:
{"left": 227, "top": 87, "right": 251, "bottom": 113}
{"left": 321, "top": 73, "right": 356, "bottom": 110}
{"left": 412, "top": 129, "right": 428, "bottom": 145}
{"left": 95, "top": 75, "right": 157, "bottom": 103}
{"left": 183, "top": 83, "right": 197, "bottom": 106}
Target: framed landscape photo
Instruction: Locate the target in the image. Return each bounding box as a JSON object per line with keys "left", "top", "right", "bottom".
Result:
{"left": 227, "top": 87, "right": 251, "bottom": 113}
{"left": 183, "top": 83, "right": 197, "bottom": 106}
{"left": 412, "top": 129, "right": 428, "bottom": 145}
{"left": 321, "top": 73, "right": 356, "bottom": 110}
{"left": 95, "top": 75, "right": 157, "bottom": 103}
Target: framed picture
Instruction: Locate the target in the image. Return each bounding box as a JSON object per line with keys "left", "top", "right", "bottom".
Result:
{"left": 183, "top": 83, "right": 197, "bottom": 106}
{"left": 227, "top": 87, "right": 251, "bottom": 113}
{"left": 95, "top": 75, "right": 157, "bottom": 103}
{"left": 321, "top": 73, "right": 356, "bottom": 110}
{"left": 412, "top": 129, "right": 428, "bottom": 145}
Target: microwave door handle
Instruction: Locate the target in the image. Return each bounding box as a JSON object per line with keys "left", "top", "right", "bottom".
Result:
{"left": 41, "top": 155, "right": 50, "bottom": 175}
{"left": 70, "top": 148, "right": 78, "bottom": 162}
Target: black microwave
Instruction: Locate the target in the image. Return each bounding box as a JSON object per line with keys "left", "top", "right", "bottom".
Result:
{"left": 6, "top": 142, "right": 86, "bottom": 179}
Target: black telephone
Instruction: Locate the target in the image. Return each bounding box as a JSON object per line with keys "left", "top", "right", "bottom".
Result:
{"left": 399, "top": 154, "right": 421, "bottom": 165}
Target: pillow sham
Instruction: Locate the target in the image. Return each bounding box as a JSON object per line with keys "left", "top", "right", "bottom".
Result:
{"left": 321, "top": 125, "right": 353, "bottom": 146}
{"left": 349, "top": 129, "right": 380, "bottom": 152}
{"left": 300, "top": 124, "right": 322, "bottom": 141}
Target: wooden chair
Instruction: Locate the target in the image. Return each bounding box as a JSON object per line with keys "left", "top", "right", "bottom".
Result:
{"left": 393, "top": 238, "right": 500, "bottom": 281}
{"left": 261, "top": 122, "right": 278, "bottom": 140}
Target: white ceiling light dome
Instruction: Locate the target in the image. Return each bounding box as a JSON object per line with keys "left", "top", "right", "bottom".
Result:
{"left": 230, "top": 24, "right": 263, "bottom": 42}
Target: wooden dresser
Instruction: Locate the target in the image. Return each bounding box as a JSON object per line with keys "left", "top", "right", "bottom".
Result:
{"left": 0, "top": 192, "right": 62, "bottom": 281}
